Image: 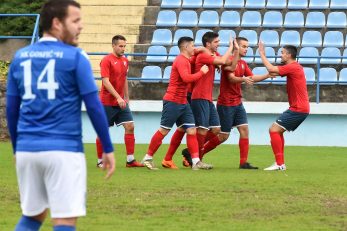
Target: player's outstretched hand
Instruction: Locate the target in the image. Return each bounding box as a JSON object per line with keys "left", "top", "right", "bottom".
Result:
{"left": 243, "top": 76, "right": 254, "bottom": 85}
{"left": 102, "top": 152, "right": 116, "bottom": 179}
{"left": 200, "top": 65, "right": 209, "bottom": 74}
{"left": 233, "top": 38, "right": 239, "bottom": 51}
{"left": 117, "top": 98, "right": 127, "bottom": 110}
{"left": 258, "top": 40, "right": 265, "bottom": 55}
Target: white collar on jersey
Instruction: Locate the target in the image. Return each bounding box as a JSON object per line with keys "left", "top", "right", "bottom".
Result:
{"left": 38, "top": 37, "right": 58, "bottom": 42}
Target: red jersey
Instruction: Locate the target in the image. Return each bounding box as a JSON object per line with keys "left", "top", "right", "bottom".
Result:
{"left": 99, "top": 54, "right": 128, "bottom": 106}
{"left": 187, "top": 55, "right": 197, "bottom": 94}
{"left": 278, "top": 62, "right": 310, "bottom": 113}
{"left": 218, "top": 58, "right": 253, "bottom": 106}
{"left": 163, "top": 54, "right": 204, "bottom": 104}
{"left": 191, "top": 52, "right": 220, "bottom": 102}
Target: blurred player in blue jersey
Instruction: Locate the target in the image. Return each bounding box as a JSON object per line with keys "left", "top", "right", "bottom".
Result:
{"left": 6, "top": 1, "right": 115, "bottom": 231}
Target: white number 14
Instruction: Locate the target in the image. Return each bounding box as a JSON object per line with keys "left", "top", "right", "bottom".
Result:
{"left": 20, "top": 59, "right": 59, "bottom": 100}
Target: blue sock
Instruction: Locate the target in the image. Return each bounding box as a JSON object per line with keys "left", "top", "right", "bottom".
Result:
{"left": 53, "top": 225, "right": 76, "bottom": 231}
{"left": 15, "top": 215, "right": 42, "bottom": 231}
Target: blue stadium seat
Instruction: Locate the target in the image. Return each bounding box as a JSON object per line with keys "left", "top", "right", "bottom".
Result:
{"left": 161, "top": 0, "right": 181, "bottom": 8}
{"left": 177, "top": 10, "right": 198, "bottom": 27}
{"left": 243, "top": 48, "right": 254, "bottom": 63}
{"left": 259, "top": 30, "right": 279, "bottom": 47}
{"left": 217, "top": 46, "right": 228, "bottom": 55}
{"left": 252, "top": 67, "right": 268, "bottom": 75}
{"left": 195, "top": 29, "right": 213, "bottom": 46}
{"left": 298, "top": 47, "right": 319, "bottom": 64}
{"left": 151, "top": 29, "right": 172, "bottom": 46}
{"left": 339, "top": 68, "right": 347, "bottom": 84}
{"left": 172, "top": 29, "right": 194, "bottom": 45}
{"left": 301, "top": 31, "right": 322, "bottom": 47}
{"left": 224, "top": 0, "right": 245, "bottom": 8}
{"left": 320, "top": 47, "right": 341, "bottom": 64}
{"left": 323, "top": 31, "right": 344, "bottom": 47}
{"left": 287, "top": 0, "right": 308, "bottom": 9}
{"left": 283, "top": 11, "right": 304, "bottom": 28}
{"left": 318, "top": 68, "right": 338, "bottom": 84}
{"left": 245, "top": 0, "right": 266, "bottom": 9}
{"left": 304, "top": 67, "right": 316, "bottom": 84}
{"left": 198, "top": 11, "right": 219, "bottom": 27}
{"left": 262, "top": 11, "right": 283, "bottom": 28}
{"left": 219, "top": 30, "right": 236, "bottom": 46}
{"left": 163, "top": 66, "right": 172, "bottom": 80}
{"left": 327, "top": 12, "right": 347, "bottom": 28}
{"left": 266, "top": 0, "right": 287, "bottom": 9}
{"left": 167, "top": 46, "right": 180, "bottom": 62}
{"left": 241, "top": 11, "right": 262, "bottom": 27}
{"left": 181, "top": 0, "right": 202, "bottom": 8}
{"left": 156, "top": 10, "right": 177, "bottom": 27}
{"left": 342, "top": 48, "right": 347, "bottom": 64}
{"left": 220, "top": 11, "right": 240, "bottom": 27}
{"left": 238, "top": 30, "right": 258, "bottom": 46}
{"left": 254, "top": 47, "right": 276, "bottom": 64}
{"left": 305, "top": 12, "right": 325, "bottom": 28}
{"left": 215, "top": 69, "right": 221, "bottom": 82}
{"left": 146, "top": 46, "right": 167, "bottom": 62}
{"left": 203, "top": 0, "right": 223, "bottom": 8}
{"left": 330, "top": 0, "right": 347, "bottom": 9}
{"left": 280, "top": 31, "right": 300, "bottom": 46}
{"left": 141, "top": 66, "right": 162, "bottom": 82}
{"left": 309, "top": 0, "right": 329, "bottom": 9}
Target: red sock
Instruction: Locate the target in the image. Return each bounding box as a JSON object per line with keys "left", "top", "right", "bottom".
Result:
{"left": 147, "top": 130, "right": 165, "bottom": 157}
{"left": 96, "top": 137, "right": 103, "bottom": 159}
{"left": 280, "top": 133, "right": 285, "bottom": 154}
{"left": 239, "top": 138, "right": 249, "bottom": 165}
{"left": 164, "top": 129, "right": 185, "bottom": 161}
{"left": 186, "top": 134, "right": 199, "bottom": 159}
{"left": 196, "top": 133, "right": 206, "bottom": 157}
{"left": 202, "top": 135, "right": 222, "bottom": 157}
{"left": 205, "top": 130, "right": 217, "bottom": 142}
{"left": 124, "top": 133, "right": 135, "bottom": 155}
{"left": 270, "top": 132, "right": 284, "bottom": 165}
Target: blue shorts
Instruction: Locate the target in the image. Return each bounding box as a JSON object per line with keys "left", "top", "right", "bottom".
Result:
{"left": 275, "top": 109, "right": 309, "bottom": 131}
{"left": 217, "top": 103, "right": 248, "bottom": 133}
{"left": 104, "top": 104, "right": 134, "bottom": 127}
{"left": 160, "top": 100, "right": 195, "bottom": 129}
{"left": 191, "top": 99, "right": 220, "bottom": 130}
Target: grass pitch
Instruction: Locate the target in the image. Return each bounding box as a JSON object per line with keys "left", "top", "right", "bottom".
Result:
{"left": 0, "top": 142, "right": 346, "bottom": 231}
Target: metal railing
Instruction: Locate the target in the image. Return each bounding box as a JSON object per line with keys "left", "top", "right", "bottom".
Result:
{"left": 0, "top": 14, "right": 40, "bottom": 44}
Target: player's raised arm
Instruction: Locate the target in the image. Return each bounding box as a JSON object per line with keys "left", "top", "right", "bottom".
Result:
{"left": 213, "top": 36, "right": 234, "bottom": 65}
{"left": 258, "top": 41, "right": 280, "bottom": 75}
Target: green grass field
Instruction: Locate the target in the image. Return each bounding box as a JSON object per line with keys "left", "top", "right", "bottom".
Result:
{"left": 0, "top": 142, "right": 346, "bottom": 231}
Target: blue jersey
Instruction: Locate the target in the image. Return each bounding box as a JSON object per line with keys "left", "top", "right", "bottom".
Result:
{"left": 7, "top": 37, "right": 98, "bottom": 152}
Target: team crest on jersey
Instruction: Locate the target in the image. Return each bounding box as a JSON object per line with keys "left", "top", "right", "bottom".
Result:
{"left": 123, "top": 61, "right": 127, "bottom": 66}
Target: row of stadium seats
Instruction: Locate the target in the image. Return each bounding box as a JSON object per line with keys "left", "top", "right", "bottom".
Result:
{"left": 161, "top": 0, "right": 347, "bottom": 10}
{"left": 152, "top": 29, "right": 347, "bottom": 48}
{"left": 146, "top": 45, "right": 347, "bottom": 64}
{"left": 141, "top": 65, "right": 347, "bottom": 84}
{"left": 157, "top": 10, "right": 347, "bottom": 28}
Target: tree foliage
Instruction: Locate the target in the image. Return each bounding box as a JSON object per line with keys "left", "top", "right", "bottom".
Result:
{"left": 0, "top": 60, "right": 10, "bottom": 80}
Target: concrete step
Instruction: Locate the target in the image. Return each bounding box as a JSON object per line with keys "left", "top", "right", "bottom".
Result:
{"left": 82, "top": 15, "right": 143, "bottom": 25}
{"left": 82, "top": 5, "right": 145, "bottom": 16}
{"left": 80, "top": 0, "right": 147, "bottom": 6}
{"left": 79, "top": 33, "right": 138, "bottom": 43}
{"left": 82, "top": 24, "right": 140, "bottom": 34}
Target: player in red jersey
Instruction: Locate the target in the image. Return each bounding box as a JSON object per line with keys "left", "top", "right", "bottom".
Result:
{"left": 96, "top": 35, "right": 144, "bottom": 168}
{"left": 198, "top": 37, "right": 271, "bottom": 169}
{"left": 188, "top": 32, "right": 234, "bottom": 158}
{"left": 254, "top": 42, "right": 310, "bottom": 171}
{"left": 141, "top": 37, "right": 213, "bottom": 170}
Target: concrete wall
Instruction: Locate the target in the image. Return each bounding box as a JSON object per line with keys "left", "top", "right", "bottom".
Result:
{"left": 81, "top": 101, "right": 347, "bottom": 147}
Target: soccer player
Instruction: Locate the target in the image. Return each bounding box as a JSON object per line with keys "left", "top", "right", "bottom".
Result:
{"left": 95, "top": 35, "right": 144, "bottom": 168}
{"left": 6, "top": 1, "right": 115, "bottom": 230}
{"left": 202, "top": 37, "right": 270, "bottom": 169}
{"left": 255, "top": 41, "right": 310, "bottom": 170}
{"left": 141, "top": 36, "right": 213, "bottom": 170}
{"left": 190, "top": 32, "right": 234, "bottom": 154}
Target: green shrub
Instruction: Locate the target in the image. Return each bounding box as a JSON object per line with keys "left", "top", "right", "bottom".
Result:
{"left": 0, "top": 60, "right": 10, "bottom": 80}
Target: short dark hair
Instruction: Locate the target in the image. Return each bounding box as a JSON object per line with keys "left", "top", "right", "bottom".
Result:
{"left": 236, "top": 37, "right": 248, "bottom": 43}
{"left": 283, "top": 45, "right": 297, "bottom": 59}
{"left": 202, "top": 32, "right": 219, "bottom": 47}
{"left": 40, "top": 0, "right": 80, "bottom": 32}
{"left": 112, "top": 35, "right": 126, "bottom": 45}
{"left": 178, "top": 36, "right": 194, "bottom": 48}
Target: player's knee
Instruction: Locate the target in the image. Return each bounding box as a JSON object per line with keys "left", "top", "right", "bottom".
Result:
{"left": 219, "top": 133, "right": 229, "bottom": 142}
{"left": 124, "top": 122, "right": 134, "bottom": 133}
{"left": 186, "top": 127, "right": 196, "bottom": 135}
{"left": 211, "top": 127, "right": 221, "bottom": 134}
